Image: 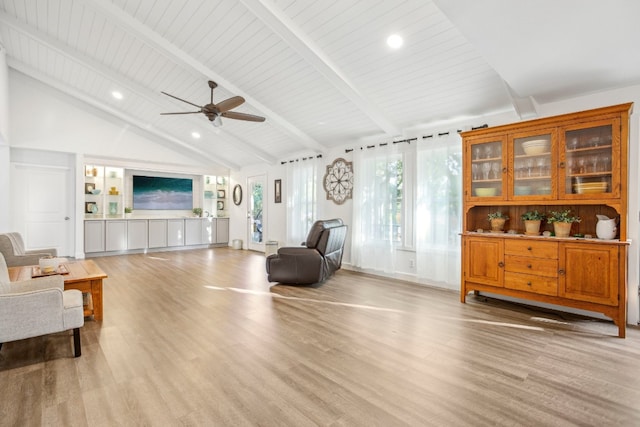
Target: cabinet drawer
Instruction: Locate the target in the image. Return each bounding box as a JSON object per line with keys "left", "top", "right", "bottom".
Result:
{"left": 504, "top": 255, "right": 558, "bottom": 277}
{"left": 505, "top": 272, "right": 558, "bottom": 296}
{"left": 504, "top": 240, "right": 558, "bottom": 258}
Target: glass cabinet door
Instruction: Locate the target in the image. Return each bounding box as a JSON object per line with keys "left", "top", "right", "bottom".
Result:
{"left": 561, "top": 120, "right": 618, "bottom": 199}
{"left": 510, "top": 130, "right": 556, "bottom": 199}
{"left": 469, "top": 137, "right": 505, "bottom": 200}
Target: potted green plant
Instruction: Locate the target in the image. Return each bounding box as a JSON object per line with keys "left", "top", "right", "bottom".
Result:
{"left": 124, "top": 207, "right": 133, "bottom": 218}
{"left": 521, "top": 210, "right": 545, "bottom": 235}
{"left": 487, "top": 211, "right": 509, "bottom": 232}
{"left": 547, "top": 209, "right": 581, "bottom": 237}
{"left": 192, "top": 207, "right": 203, "bottom": 217}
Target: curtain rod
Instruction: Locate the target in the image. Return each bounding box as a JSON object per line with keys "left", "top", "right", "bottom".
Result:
{"left": 280, "top": 154, "right": 322, "bottom": 165}
{"left": 344, "top": 137, "right": 417, "bottom": 153}
{"left": 342, "top": 123, "right": 488, "bottom": 154}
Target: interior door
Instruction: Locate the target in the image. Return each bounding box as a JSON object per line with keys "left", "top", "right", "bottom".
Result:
{"left": 10, "top": 163, "right": 72, "bottom": 256}
{"left": 247, "top": 175, "right": 265, "bottom": 252}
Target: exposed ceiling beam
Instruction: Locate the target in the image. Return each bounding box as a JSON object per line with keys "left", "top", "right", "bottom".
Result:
{"left": 239, "top": 0, "right": 402, "bottom": 138}
{"left": 83, "top": 0, "right": 326, "bottom": 154}
{"left": 0, "top": 10, "right": 276, "bottom": 167}
{"left": 503, "top": 81, "right": 538, "bottom": 120}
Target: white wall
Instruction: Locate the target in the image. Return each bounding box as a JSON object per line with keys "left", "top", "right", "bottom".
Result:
{"left": 0, "top": 45, "right": 10, "bottom": 231}
{"left": 9, "top": 71, "right": 210, "bottom": 168}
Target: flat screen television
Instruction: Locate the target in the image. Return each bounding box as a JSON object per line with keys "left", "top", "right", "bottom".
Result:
{"left": 132, "top": 175, "right": 193, "bottom": 210}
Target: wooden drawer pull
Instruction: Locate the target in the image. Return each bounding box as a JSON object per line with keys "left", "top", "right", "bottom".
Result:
{"left": 527, "top": 264, "right": 532, "bottom": 269}
{"left": 527, "top": 281, "right": 532, "bottom": 286}
{"left": 527, "top": 246, "right": 532, "bottom": 251}
{"left": 558, "top": 269, "right": 565, "bottom": 275}
{"left": 498, "top": 261, "right": 504, "bottom": 268}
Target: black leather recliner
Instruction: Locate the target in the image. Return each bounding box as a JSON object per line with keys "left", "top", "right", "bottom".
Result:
{"left": 266, "top": 219, "right": 347, "bottom": 285}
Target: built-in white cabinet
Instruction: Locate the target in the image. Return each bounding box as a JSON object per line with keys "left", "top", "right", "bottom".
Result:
{"left": 84, "top": 165, "right": 124, "bottom": 218}
{"left": 203, "top": 176, "right": 228, "bottom": 217}
{"left": 202, "top": 218, "right": 215, "bottom": 244}
{"left": 106, "top": 220, "right": 127, "bottom": 251}
{"left": 185, "top": 218, "right": 203, "bottom": 246}
{"left": 167, "top": 219, "right": 184, "bottom": 247}
{"left": 148, "top": 220, "right": 168, "bottom": 248}
{"left": 84, "top": 220, "right": 105, "bottom": 253}
{"left": 84, "top": 217, "right": 229, "bottom": 255}
{"left": 216, "top": 218, "right": 229, "bottom": 244}
{"left": 127, "top": 220, "right": 148, "bottom": 249}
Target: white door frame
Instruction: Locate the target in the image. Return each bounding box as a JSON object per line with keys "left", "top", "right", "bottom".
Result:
{"left": 10, "top": 162, "right": 73, "bottom": 256}
{"left": 247, "top": 174, "right": 266, "bottom": 252}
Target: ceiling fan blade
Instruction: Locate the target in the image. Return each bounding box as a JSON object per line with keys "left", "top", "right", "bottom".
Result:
{"left": 160, "top": 111, "right": 202, "bottom": 115}
{"left": 160, "top": 91, "right": 203, "bottom": 109}
{"left": 221, "top": 111, "right": 266, "bottom": 122}
{"left": 216, "top": 96, "right": 245, "bottom": 113}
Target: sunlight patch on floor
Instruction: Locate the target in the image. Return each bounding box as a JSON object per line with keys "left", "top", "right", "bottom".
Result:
{"left": 449, "top": 318, "right": 545, "bottom": 331}
{"left": 203, "top": 286, "right": 404, "bottom": 313}
{"left": 204, "top": 286, "right": 551, "bottom": 334}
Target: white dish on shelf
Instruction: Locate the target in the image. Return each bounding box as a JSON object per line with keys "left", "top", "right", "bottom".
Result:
{"left": 474, "top": 187, "right": 497, "bottom": 197}
{"left": 573, "top": 182, "right": 608, "bottom": 194}
{"left": 522, "top": 139, "right": 550, "bottom": 155}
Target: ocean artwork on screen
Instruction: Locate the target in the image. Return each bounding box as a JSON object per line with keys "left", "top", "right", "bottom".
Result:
{"left": 133, "top": 176, "right": 193, "bottom": 210}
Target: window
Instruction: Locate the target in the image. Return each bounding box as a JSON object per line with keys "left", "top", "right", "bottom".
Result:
{"left": 376, "top": 157, "right": 404, "bottom": 242}
{"left": 351, "top": 146, "right": 406, "bottom": 272}
{"left": 286, "top": 158, "right": 320, "bottom": 245}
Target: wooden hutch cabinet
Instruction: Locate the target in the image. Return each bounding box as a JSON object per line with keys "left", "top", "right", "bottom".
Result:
{"left": 460, "top": 103, "right": 632, "bottom": 337}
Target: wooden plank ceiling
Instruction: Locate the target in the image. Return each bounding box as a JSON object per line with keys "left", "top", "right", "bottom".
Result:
{"left": 1, "top": 0, "right": 639, "bottom": 169}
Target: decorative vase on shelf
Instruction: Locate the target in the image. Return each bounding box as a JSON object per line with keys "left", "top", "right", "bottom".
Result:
{"left": 595, "top": 215, "right": 617, "bottom": 239}
{"left": 109, "top": 202, "right": 118, "bottom": 215}
{"left": 490, "top": 218, "right": 506, "bottom": 232}
{"left": 553, "top": 222, "right": 572, "bottom": 238}
{"left": 524, "top": 220, "right": 542, "bottom": 236}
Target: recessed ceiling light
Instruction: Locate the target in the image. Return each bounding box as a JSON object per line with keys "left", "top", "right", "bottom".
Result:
{"left": 386, "top": 34, "right": 403, "bottom": 49}
{"left": 191, "top": 131, "right": 201, "bottom": 139}
{"left": 111, "top": 91, "right": 123, "bottom": 100}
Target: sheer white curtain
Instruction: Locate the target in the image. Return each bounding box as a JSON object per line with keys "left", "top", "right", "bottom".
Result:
{"left": 351, "top": 145, "right": 403, "bottom": 273}
{"left": 286, "top": 158, "right": 320, "bottom": 245}
{"left": 415, "top": 132, "right": 462, "bottom": 288}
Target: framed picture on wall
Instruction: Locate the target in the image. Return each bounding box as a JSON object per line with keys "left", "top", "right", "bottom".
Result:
{"left": 217, "top": 201, "right": 225, "bottom": 211}
{"left": 85, "top": 202, "right": 98, "bottom": 214}
{"left": 275, "top": 179, "right": 282, "bottom": 203}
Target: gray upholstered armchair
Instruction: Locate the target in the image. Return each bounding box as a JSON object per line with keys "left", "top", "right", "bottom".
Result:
{"left": 0, "top": 253, "right": 84, "bottom": 357}
{"left": 0, "top": 232, "right": 58, "bottom": 267}
{"left": 266, "top": 219, "right": 348, "bottom": 285}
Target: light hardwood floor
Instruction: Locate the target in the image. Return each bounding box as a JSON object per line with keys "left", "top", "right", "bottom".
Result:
{"left": 1, "top": 248, "right": 640, "bottom": 426}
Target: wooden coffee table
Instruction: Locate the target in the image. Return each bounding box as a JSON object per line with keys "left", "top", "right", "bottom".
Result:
{"left": 8, "top": 260, "right": 107, "bottom": 321}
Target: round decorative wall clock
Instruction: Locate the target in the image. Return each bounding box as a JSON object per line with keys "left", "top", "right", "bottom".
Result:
{"left": 323, "top": 157, "right": 354, "bottom": 205}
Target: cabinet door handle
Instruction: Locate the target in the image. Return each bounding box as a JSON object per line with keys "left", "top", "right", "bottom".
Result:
{"left": 558, "top": 269, "right": 565, "bottom": 275}
{"left": 527, "top": 246, "right": 532, "bottom": 251}
{"left": 502, "top": 167, "right": 507, "bottom": 173}
{"left": 527, "top": 281, "right": 532, "bottom": 286}
{"left": 498, "top": 261, "right": 504, "bottom": 268}
{"left": 527, "top": 264, "right": 532, "bottom": 269}
{"left": 559, "top": 162, "right": 565, "bottom": 168}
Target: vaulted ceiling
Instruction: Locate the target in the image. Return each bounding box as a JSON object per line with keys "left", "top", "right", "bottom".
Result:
{"left": 2, "top": 0, "right": 640, "bottom": 170}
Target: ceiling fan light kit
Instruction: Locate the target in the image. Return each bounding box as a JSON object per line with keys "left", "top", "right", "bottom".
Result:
{"left": 161, "top": 81, "right": 266, "bottom": 126}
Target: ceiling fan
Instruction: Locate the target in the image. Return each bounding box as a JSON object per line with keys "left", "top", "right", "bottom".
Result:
{"left": 160, "top": 80, "right": 265, "bottom": 126}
